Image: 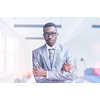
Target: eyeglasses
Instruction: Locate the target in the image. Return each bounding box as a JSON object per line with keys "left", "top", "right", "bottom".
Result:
{"left": 43, "top": 32, "right": 57, "bottom": 37}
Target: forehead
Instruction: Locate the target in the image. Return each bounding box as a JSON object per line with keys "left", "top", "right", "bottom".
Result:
{"left": 43, "top": 26, "right": 57, "bottom": 33}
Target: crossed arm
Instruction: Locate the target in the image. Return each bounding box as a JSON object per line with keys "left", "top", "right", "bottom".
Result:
{"left": 32, "top": 47, "right": 74, "bottom": 82}
{"left": 32, "top": 62, "right": 74, "bottom": 78}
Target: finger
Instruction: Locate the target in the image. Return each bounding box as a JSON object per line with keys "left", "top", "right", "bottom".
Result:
{"left": 32, "top": 70, "right": 37, "bottom": 74}
{"left": 69, "top": 69, "right": 73, "bottom": 71}
{"left": 65, "top": 62, "right": 67, "bottom": 64}
{"left": 63, "top": 66, "right": 66, "bottom": 69}
{"left": 62, "top": 66, "right": 65, "bottom": 70}
{"left": 70, "top": 67, "right": 74, "bottom": 70}
{"left": 37, "top": 64, "right": 41, "bottom": 69}
{"left": 65, "top": 66, "right": 73, "bottom": 70}
{"left": 32, "top": 68, "right": 38, "bottom": 70}
{"left": 33, "top": 72, "right": 36, "bottom": 77}
{"left": 33, "top": 70, "right": 37, "bottom": 76}
{"left": 67, "top": 65, "right": 74, "bottom": 68}
{"left": 32, "top": 70, "right": 34, "bottom": 73}
{"left": 68, "top": 66, "right": 74, "bottom": 69}
{"left": 33, "top": 68, "right": 38, "bottom": 70}
{"left": 71, "top": 66, "right": 74, "bottom": 68}
{"left": 66, "top": 67, "right": 73, "bottom": 71}
{"left": 67, "top": 63, "right": 72, "bottom": 66}
{"left": 32, "top": 70, "right": 35, "bottom": 76}
{"left": 68, "top": 65, "right": 74, "bottom": 67}
{"left": 69, "top": 67, "right": 74, "bottom": 70}
{"left": 70, "top": 66, "right": 74, "bottom": 68}
{"left": 33, "top": 68, "right": 38, "bottom": 71}
{"left": 65, "top": 68, "right": 70, "bottom": 71}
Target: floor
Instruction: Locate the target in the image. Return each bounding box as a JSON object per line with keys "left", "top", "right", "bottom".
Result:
{"left": 73, "top": 75, "right": 91, "bottom": 83}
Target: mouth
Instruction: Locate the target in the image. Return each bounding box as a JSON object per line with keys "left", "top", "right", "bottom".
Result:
{"left": 48, "top": 40, "right": 53, "bottom": 43}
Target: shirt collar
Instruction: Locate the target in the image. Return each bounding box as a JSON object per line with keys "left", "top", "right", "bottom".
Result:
{"left": 46, "top": 43, "right": 56, "bottom": 50}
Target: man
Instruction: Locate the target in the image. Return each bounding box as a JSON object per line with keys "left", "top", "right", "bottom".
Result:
{"left": 32, "top": 22, "right": 74, "bottom": 83}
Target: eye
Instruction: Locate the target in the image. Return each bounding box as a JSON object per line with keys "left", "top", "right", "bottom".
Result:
{"left": 45, "top": 33, "right": 48, "bottom": 35}
{"left": 51, "top": 32, "right": 56, "bottom": 35}
{"left": 44, "top": 33, "right": 49, "bottom": 36}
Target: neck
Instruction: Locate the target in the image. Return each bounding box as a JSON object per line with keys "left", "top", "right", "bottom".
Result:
{"left": 48, "top": 43, "right": 56, "bottom": 47}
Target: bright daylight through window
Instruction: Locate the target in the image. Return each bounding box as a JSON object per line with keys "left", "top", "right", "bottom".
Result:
{"left": 0, "top": 29, "right": 18, "bottom": 77}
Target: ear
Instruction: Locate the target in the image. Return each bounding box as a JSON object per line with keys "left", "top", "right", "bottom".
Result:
{"left": 43, "top": 34, "right": 45, "bottom": 38}
{"left": 57, "top": 33, "right": 59, "bottom": 36}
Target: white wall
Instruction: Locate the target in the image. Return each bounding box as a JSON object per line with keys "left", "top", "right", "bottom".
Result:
{"left": 66, "top": 19, "right": 100, "bottom": 76}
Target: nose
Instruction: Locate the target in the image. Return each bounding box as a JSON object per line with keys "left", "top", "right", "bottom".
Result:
{"left": 48, "top": 34, "right": 52, "bottom": 38}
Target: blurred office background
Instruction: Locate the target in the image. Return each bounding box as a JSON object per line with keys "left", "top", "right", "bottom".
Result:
{"left": 0, "top": 17, "right": 100, "bottom": 83}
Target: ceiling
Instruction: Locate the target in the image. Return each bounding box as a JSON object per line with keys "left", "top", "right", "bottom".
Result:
{"left": 0, "top": 17, "right": 62, "bottom": 38}
{"left": 0, "top": 17, "right": 100, "bottom": 44}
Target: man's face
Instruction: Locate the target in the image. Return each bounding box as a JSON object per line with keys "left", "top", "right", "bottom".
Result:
{"left": 43, "top": 26, "right": 58, "bottom": 47}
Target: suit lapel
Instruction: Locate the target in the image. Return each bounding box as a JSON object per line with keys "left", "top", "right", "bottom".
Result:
{"left": 41, "top": 44, "right": 51, "bottom": 70}
{"left": 52, "top": 43, "right": 61, "bottom": 69}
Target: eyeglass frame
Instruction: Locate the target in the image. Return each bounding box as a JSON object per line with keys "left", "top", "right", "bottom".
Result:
{"left": 43, "top": 32, "right": 57, "bottom": 37}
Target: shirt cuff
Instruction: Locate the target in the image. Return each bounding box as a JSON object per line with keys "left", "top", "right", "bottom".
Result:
{"left": 46, "top": 71, "right": 48, "bottom": 78}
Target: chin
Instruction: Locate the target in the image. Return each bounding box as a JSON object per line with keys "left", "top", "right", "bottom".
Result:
{"left": 48, "top": 43, "right": 54, "bottom": 47}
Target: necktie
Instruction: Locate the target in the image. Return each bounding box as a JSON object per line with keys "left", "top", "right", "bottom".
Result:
{"left": 48, "top": 49, "right": 54, "bottom": 68}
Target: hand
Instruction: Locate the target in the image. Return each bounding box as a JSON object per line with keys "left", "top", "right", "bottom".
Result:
{"left": 62, "top": 62, "right": 74, "bottom": 71}
{"left": 32, "top": 64, "right": 47, "bottom": 77}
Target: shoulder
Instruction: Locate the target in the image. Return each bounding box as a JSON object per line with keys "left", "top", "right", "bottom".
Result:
{"left": 32, "top": 44, "right": 46, "bottom": 54}
{"left": 56, "top": 43, "right": 70, "bottom": 50}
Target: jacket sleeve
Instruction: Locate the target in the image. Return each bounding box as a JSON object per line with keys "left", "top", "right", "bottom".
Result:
{"left": 32, "top": 50, "right": 52, "bottom": 83}
{"left": 47, "top": 69, "right": 74, "bottom": 82}
{"left": 32, "top": 47, "right": 74, "bottom": 83}
{"left": 32, "top": 50, "right": 45, "bottom": 83}
{"left": 47, "top": 47, "right": 74, "bottom": 82}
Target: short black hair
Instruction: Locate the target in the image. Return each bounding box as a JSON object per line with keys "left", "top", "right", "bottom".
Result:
{"left": 43, "top": 22, "right": 57, "bottom": 29}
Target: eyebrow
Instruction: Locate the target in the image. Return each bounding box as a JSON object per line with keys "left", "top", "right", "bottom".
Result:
{"left": 44, "top": 31, "right": 56, "bottom": 33}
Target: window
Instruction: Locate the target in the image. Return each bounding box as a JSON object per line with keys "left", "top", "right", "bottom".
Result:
{"left": 0, "top": 30, "right": 3, "bottom": 49}
{"left": 0, "top": 29, "right": 18, "bottom": 78}
{"left": 0, "top": 30, "right": 4, "bottom": 72}
{"left": 0, "top": 51, "right": 4, "bottom": 72}
{"left": 6, "top": 35, "right": 15, "bottom": 71}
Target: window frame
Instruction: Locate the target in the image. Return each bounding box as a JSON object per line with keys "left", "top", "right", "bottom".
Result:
{"left": 0, "top": 26, "right": 18, "bottom": 78}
